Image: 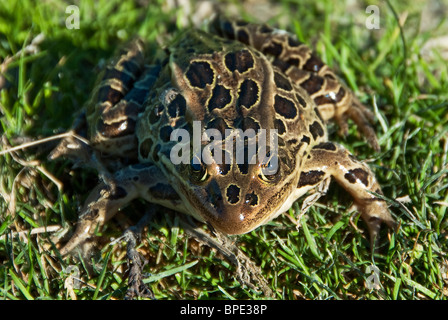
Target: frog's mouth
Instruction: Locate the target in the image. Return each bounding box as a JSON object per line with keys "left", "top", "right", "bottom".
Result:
{"left": 177, "top": 175, "right": 296, "bottom": 235}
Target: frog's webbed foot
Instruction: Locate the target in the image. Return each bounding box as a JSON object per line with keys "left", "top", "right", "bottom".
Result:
{"left": 299, "top": 142, "right": 396, "bottom": 246}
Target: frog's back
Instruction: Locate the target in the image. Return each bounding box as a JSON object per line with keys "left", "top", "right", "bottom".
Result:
{"left": 138, "top": 28, "right": 321, "bottom": 164}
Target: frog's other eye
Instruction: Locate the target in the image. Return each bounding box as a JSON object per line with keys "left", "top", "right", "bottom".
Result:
{"left": 258, "top": 151, "right": 280, "bottom": 183}
{"left": 190, "top": 154, "right": 209, "bottom": 183}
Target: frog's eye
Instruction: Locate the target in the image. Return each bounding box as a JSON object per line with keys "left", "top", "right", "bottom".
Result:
{"left": 258, "top": 151, "right": 280, "bottom": 183}
{"left": 190, "top": 155, "right": 208, "bottom": 183}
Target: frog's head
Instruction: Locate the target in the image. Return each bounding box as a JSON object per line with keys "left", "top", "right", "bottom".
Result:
{"left": 174, "top": 139, "right": 301, "bottom": 235}
{"left": 137, "top": 31, "right": 311, "bottom": 234}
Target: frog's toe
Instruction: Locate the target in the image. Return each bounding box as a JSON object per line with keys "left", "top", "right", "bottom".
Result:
{"left": 357, "top": 198, "right": 397, "bottom": 247}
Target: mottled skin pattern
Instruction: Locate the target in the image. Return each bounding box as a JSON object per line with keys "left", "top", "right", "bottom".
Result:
{"left": 54, "top": 16, "right": 396, "bottom": 256}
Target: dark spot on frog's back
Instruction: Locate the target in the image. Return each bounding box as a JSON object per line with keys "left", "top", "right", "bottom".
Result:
{"left": 208, "top": 85, "right": 231, "bottom": 112}
{"left": 206, "top": 117, "right": 230, "bottom": 137}
{"left": 309, "top": 121, "right": 324, "bottom": 140}
{"left": 237, "top": 30, "right": 250, "bottom": 45}
{"left": 287, "top": 36, "right": 302, "bottom": 48}
{"left": 314, "top": 142, "right": 336, "bottom": 151}
{"left": 139, "top": 138, "right": 153, "bottom": 159}
{"left": 303, "top": 54, "right": 324, "bottom": 73}
{"left": 301, "top": 74, "right": 324, "bottom": 94}
{"left": 244, "top": 117, "right": 260, "bottom": 131}
{"left": 272, "top": 59, "right": 290, "bottom": 72}
{"left": 259, "top": 24, "right": 273, "bottom": 33}
{"left": 274, "top": 119, "right": 286, "bottom": 135}
{"left": 237, "top": 79, "right": 259, "bottom": 109}
{"left": 314, "top": 94, "right": 334, "bottom": 106}
{"left": 274, "top": 72, "right": 293, "bottom": 91}
{"left": 226, "top": 184, "right": 240, "bottom": 204}
{"left": 295, "top": 94, "right": 307, "bottom": 108}
{"left": 167, "top": 94, "right": 186, "bottom": 118}
{"left": 274, "top": 95, "right": 297, "bottom": 119}
{"left": 224, "top": 50, "right": 254, "bottom": 74}
{"left": 236, "top": 20, "right": 249, "bottom": 27}
{"left": 344, "top": 168, "right": 369, "bottom": 186}
{"left": 238, "top": 162, "right": 249, "bottom": 175}
{"left": 217, "top": 161, "right": 231, "bottom": 176}
{"left": 221, "top": 21, "right": 235, "bottom": 38}
{"left": 301, "top": 135, "right": 311, "bottom": 144}
{"left": 335, "top": 86, "right": 346, "bottom": 102}
{"left": 149, "top": 104, "right": 164, "bottom": 124}
{"left": 159, "top": 125, "right": 173, "bottom": 142}
{"left": 314, "top": 108, "right": 325, "bottom": 122}
{"left": 263, "top": 42, "right": 283, "bottom": 57}
{"left": 286, "top": 57, "right": 300, "bottom": 68}
{"left": 297, "top": 170, "right": 325, "bottom": 187}
{"left": 186, "top": 61, "right": 214, "bottom": 88}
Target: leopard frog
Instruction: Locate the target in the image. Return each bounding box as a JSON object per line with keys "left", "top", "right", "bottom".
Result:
{"left": 54, "top": 16, "right": 396, "bottom": 255}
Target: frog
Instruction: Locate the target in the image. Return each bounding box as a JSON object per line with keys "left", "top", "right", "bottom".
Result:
{"left": 51, "top": 15, "right": 396, "bottom": 293}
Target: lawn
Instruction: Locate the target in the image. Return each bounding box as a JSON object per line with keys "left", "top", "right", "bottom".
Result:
{"left": 0, "top": 0, "right": 447, "bottom": 300}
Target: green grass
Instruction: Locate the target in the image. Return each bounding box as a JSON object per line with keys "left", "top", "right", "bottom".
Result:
{"left": 1, "top": 0, "right": 447, "bottom": 300}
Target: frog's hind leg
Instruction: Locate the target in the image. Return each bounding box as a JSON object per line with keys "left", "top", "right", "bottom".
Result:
{"left": 50, "top": 39, "right": 161, "bottom": 164}
{"left": 210, "top": 17, "right": 380, "bottom": 151}
{"left": 86, "top": 40, "right": 161, "bottom": 158}
{"left": 298, "top": 142, "right": 396, "bottom": 246}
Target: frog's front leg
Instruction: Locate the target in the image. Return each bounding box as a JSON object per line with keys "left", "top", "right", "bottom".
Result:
{"left": 59, "top": 163, "right": 182, "bottom": 255}
{"left": 299, "top": 142, "right": 396, "bottom": 245}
